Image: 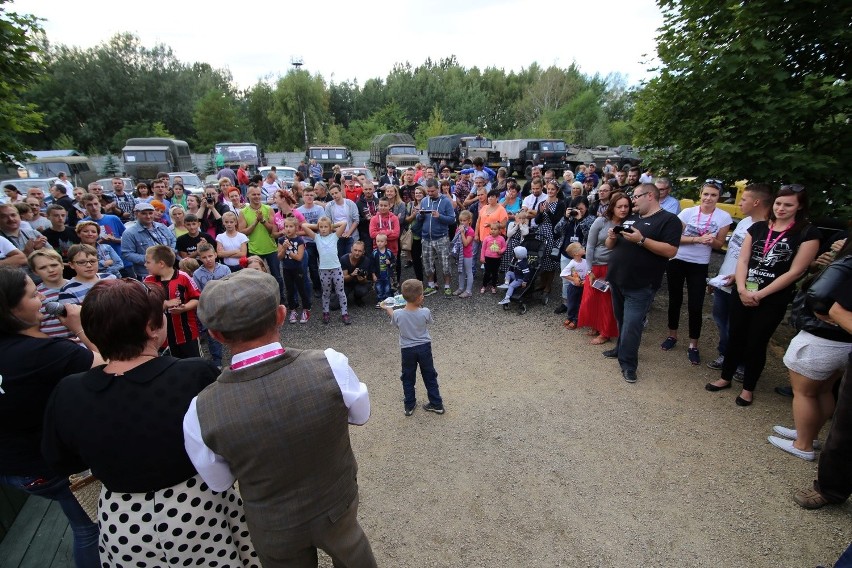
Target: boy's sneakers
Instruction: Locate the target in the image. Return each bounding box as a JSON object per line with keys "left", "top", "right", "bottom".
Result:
{"left": 443, "top": 287, "right": 452, "bottom": 296}
{"left": 342, "top": 314, "right": 351, "bottom": 325}
{"left": 299, "top": 310, "right": 310, "bottom": 324}
{"left": 289, "top": 311, "right": 298, "bottom": 324}
{"left": 423, "top": 403, "right": 445, "bottom": 414}
{"left": 322, "top": 312, "right": 330, "bottom": 325}
{"left": 498, "top": 297, "right": 511, "bottom": 305}
{"left": 423, "top": 286, "right": 437, "bottom": 297}
{"left": 404, "top": 405, "right": 416, "bottom": 417}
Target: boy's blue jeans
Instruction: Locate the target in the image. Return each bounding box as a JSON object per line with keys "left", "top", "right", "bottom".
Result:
{"left": 1, "top": 474, "right": 100, "bottom": 568}
{"left": 400, "top": 342, "right": 443, "bottom": 409}
{"left": 200, "top": 327, "right": 222, "bottom": 367}
{"left": 376, "top": 276, "right": 391, "bottom": 301}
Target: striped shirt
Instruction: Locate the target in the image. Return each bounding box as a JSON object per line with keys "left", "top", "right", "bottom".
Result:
{"left": 37, "top": 283, "right": 77, "bottom": 342}
{"left": 58, "top": 274, "right": 117, "bottom": 304}
{"left": 144, "top": 270, "right": 201, "bottom": 347}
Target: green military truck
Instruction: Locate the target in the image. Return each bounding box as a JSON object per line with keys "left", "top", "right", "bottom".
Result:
{"left": 306, "top": 145, "right": 352, "bottom": 179}
{"left": 427, "top": 134, "right": 502, "bottom": 172}
{"left": 493, "top": 139, "right": 569, "bottom": 178}
{"left": 369, "top": 133, "right": 420, "bottom": 176}
{"left": 122, "top": 138, "right": 193, "bottom": 180}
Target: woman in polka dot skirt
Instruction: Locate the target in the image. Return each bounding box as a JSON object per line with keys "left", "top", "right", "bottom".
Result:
{"left": 41, "top": 279, "right": 259, "bottom": 567}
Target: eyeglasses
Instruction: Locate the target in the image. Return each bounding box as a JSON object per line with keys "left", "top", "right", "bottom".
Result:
{"left": 73, "top": 259, "right": 97, "bottom": 266}
{"left": 632, "top": 192, "right": 651, "bottom": 200}
{"left": 780, "top": 184, "right": 805, "bottom": 193}
{"left": 704, "top": 178, "right": 724, "bottom": 190}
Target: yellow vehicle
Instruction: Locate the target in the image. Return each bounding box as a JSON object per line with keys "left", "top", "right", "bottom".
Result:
{"left": 678, "top": 179, "right": 748, "bottom": 221}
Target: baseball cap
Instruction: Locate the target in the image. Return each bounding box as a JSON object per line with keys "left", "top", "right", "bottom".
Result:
{"left": 134, "top": 202, "right": 155, "bottom": 212}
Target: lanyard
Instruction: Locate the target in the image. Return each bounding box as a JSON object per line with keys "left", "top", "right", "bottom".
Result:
{"left": 762, "top": 222, "right": 794, "bottom": 258}
{"left": 231, "top": 347, "right": 285, "bottom": 370}
{"left": 695, "top": 209, "right": 714, "bottom": 236}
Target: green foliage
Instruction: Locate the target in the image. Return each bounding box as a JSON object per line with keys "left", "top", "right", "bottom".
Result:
{"left": 269, "top": 69, "right": 329, "bottom": 151}
{"left": 634, "top": 0, "right": 852, "bottom": 218}
{"left": 101, "top": 154, "right": 120, "bottom": 176}
{"left": 0, "top": 3, "right": 45, "bottom": 163}
{"left": 202, "top": 154, "right": 216, "bottom": 176}
{"left": 51, "top": 133, "right": 76, "bottom": 151}
{"left": 414, "top": 105, "right": 450, "bottom": 147}
{"left": 110, "top": 121, "right": 173, "bottom": 150}
{"left": 193, "top": 90, "right": 250, "bottom": 151}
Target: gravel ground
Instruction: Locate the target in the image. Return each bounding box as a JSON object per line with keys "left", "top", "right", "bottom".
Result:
{"left": 225, "top": 257, "right": 851, "bottom": 568}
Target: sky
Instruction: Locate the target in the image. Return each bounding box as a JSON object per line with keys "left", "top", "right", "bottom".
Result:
{"left": 12, "top": 0, "right": 664, "bottom": 90}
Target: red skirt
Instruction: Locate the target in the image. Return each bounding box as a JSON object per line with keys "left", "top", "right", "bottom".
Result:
{"left": 577, "top": 264, "right": 619, "bottom": 338}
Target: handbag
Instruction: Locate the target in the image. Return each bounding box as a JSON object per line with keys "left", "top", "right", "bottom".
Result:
{"left": 400, "top": 228, "right": 413, "bottom": 252}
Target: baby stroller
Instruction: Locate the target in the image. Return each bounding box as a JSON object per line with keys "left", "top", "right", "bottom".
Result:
{"left": 502, "top": 232, "right": 543, "bottom": 314}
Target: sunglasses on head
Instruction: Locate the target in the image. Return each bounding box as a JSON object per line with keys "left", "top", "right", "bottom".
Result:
{"left": 704, "top": 178, "right": 724, "bottom": 190}
{"left": 780, "top": 184, "right": 805, "bottom": 193}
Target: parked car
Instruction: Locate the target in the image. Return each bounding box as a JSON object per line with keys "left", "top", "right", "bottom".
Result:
{"left": 1, "top": 177, "right": 60, "bottom": 203}
{"left": 168, "top": 172, "right": 204, "bottom": 196}
{"left": 258, "top": 166, "right": 299, "bottom": 189}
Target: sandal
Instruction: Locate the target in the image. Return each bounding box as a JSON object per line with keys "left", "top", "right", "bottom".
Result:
{"left": 661, "top": 336, "right": 678, "bottom": 351}
{"left": 480, "top": 287, "right": 486, "bottom": 294}
{"left": 563, "top": 320, "right": 577, "bottom": 330}
{"left": 793, "top": 488, "right": 831, "bottom": 510}
{"left": 590, "top": 335, "right": 610, "bottom": 345}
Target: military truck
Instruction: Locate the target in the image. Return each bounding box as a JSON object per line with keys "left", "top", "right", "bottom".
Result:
{"left": 213, "top": 142, "right": 267, "bottom": 174}
{"left": 122, "top": 138, "right": 193, "bottom": 180}
{"left": 305, "top": 145, "right": 352, "bottom": 179}
{"left": 427, "top": 134, "right": 502, "bottom": 171}
{"left": 369, "top": 133, "right": 419, "bottom": 176}
{"left": 493, "top": 139, "right": 569, "bottom": 178}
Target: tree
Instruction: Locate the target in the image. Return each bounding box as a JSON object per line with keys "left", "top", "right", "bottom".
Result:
{"left": 0, "top": 3, "right": 45, "bottom": 163}
{"left": 269, "top": 70, "right": 329, "bottom": 150}
{"left": 193, "top": 90, "right": 250, "bottom": 151}
{"left": 634, "top": 0, "right": 852, "bottom": 218}
{"left": 101, "top": 154, "right": 120, "bottom": 176}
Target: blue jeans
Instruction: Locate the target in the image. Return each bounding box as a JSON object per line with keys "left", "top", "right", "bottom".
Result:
{"left": 376, "top": 276, "right": 391, "bottom": 301}
{"left": 560, "top": 255, "right": 571, "bottom": 305}
{"left": 337, "top": 235, "right": 354, "bottom": 258}
{"left": 0, "top": 474, "right": 100, "bottom": 568}
{"left": 260, "top": 251, "right": 285, "bottom": 302}
{"left": 400, "top": 342, "right": 443, "bottom": 409}
{"left": 611, "top": 284, "right": 656, "bottom": 373}
{"left": 711, "top": 287, "right": 732, "bottom": 356}
{"left": 201, "top": 329, "right": 222, "bottom": 366}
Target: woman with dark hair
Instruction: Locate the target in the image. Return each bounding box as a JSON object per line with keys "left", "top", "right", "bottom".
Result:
{"left": 0, "top": 267, "right": 102, "bottom": 568}
{"left": 578, "top": 192, "right": 631, "bottom": 344}
{"left": 555, "top": 196, "right": 595, "bottom": 315}
{"left": 706, "top": 184, "right": 820, "bottom": 405}
{"left": 41, "top": 278, "right": 258, "bottom": 567}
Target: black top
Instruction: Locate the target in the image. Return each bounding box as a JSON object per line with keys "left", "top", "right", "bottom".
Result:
{"left": 608, "top": 209, "right": 683, "bottom": 290}
{"left": 746, "top": 222, "right": 821, "bottom": 299}
{"left": 176, "top": 232, "right": 216, "bottom": 257}
{"left": 340, "top": 252, "right": 375, "bottom": 281}
{"left": 0, "top": 335, "right": 94, "bottom": 476}
{"left": 54, "top": 196, "right": 77, "bottom": 227}
{"left": 42, "top": 356, "right": 218, "bottom": 493}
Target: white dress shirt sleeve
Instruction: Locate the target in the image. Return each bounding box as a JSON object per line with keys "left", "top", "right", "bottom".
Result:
{"left": 183, "top": 397, "right": 236, "bottom": 491}
{"left": 324, "top": 348, "right": 371, "bottom": 425}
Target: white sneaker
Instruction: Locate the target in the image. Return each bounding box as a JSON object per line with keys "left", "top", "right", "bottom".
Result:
{"left": 768, "top": 436, "right": 815, "bottom": 461}
{"left": 497, "top": 298, "right": 510, "bottom": 305}
{"left": 497, "top": 283, "right": 510, "bottom": 290}
{"left": 772, "top": 425, "right": 821, "bottom": 449}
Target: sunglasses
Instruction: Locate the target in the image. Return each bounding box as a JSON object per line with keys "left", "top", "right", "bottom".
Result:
{"left": 780, "top": 184, "right": 805, "bottom": 193}
{"left": 704, "top": 178, "right": 724, "bottom": 190}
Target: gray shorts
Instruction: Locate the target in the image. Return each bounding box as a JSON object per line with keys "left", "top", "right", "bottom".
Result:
{"left": 783, "top": 330, "right": 851, "bottom": 381}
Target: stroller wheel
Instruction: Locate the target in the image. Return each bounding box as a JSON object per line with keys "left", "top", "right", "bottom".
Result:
{"left": 519, "top": 304, "right": 527, "bottom": 315}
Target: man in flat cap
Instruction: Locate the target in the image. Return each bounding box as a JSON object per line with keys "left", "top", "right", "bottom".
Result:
{"left": 183, "top": 269, "right": 377, "bottom": 568}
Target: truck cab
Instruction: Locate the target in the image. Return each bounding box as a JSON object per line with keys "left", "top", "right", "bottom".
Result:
{"left": 306, "top": 146, "right": 352, "bottom": 179}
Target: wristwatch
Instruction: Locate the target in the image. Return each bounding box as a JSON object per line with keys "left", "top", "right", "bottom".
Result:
{"left": 638, "top": 237, "right": 647, "bottom": 247}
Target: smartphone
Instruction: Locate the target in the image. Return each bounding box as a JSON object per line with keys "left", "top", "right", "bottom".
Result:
{"left": 591, "top": 279, "right": 611, "bottom": 293}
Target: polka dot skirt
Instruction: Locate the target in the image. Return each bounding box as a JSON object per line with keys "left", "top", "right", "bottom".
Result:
{"left": 97, "top": 474, "right": 259, "bottom": 567}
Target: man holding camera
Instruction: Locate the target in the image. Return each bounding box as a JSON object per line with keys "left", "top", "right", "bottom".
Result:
{"left": 341, "top": 241, "right": 376, "bottom": 307}
{"left": 604, "top": 183, "right": 681, "bottom": 383}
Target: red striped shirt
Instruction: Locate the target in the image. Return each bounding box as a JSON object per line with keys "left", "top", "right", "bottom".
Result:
{"left": 144, "top": 270, "right": 201, "bottom": 346}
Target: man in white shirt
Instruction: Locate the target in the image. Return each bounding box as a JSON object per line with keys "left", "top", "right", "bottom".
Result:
{"left": 183, "top": 269, "right": 377, "bottom": 567}
{"left": 521, "top": 178, "right": 546, "bottom": 228}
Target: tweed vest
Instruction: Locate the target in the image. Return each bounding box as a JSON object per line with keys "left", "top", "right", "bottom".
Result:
{"left": 196, "top": 348, "right": 358, "bottom": 530}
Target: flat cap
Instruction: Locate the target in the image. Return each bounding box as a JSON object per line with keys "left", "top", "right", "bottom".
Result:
{"left": 198, "top": 269, "right": 280, "bottom": 334}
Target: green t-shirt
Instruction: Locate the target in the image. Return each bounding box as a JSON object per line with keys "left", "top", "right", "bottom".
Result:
{"left": 242, "top": 205, "right": 277, "bottom": 255}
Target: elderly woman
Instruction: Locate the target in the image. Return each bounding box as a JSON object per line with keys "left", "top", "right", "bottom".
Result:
{"left": 0, "top": 267, "right": 102, "bottom": 567}
{"left": 41, "top": 278, "right": 258, "bottom": 567}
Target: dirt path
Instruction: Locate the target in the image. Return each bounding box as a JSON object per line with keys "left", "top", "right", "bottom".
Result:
{"left": 271, "top": 275, "right": 850, "bottom": 568}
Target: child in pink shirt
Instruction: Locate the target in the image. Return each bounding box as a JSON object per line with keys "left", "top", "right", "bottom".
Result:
{"left": 453, "top": 210, "right": 476, "bottom": 298}
{"left": 480, "top": 222, "right": 507, "bottom": 294}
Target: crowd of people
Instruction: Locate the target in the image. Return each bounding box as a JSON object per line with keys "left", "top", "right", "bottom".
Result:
{"left": 0, "top": 160, "right": 850, "bottom": 566}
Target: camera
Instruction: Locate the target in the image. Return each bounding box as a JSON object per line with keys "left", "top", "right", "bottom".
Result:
{"left": 206, "top": 196, "right": 214, "bottom": 204}
{"left": 613, "top": 225, "right": 634, "bottom": 234}
{"left": 568, "top": 208, "right": 580, "bottom": 218}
